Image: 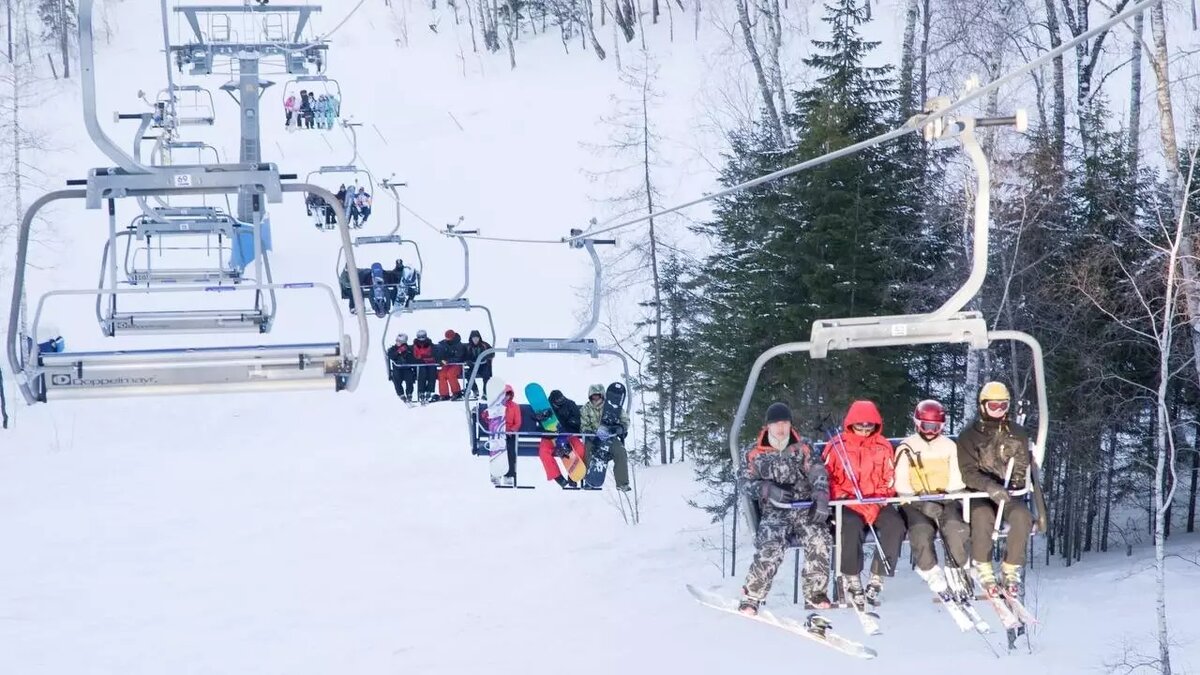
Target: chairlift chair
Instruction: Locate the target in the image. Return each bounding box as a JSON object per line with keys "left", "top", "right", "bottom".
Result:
{"left": 723, "top": 103, "right": 1049, "bottom": 589}
{"left": 108, "top": 207, "right": 246, "bottom": 287}
{"left": 7, "top": 165, "right": 371, "bottom": 402}
{"left": 283, "top": 75, "right": 343, "bottom": 108}
{"left": 157, "top": 85, "right": 216, "bottom": 126}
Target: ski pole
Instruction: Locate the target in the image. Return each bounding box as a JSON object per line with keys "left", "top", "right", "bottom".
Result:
{"left": 991, "top": 458, "right": 1016, "bottom": 542}
{"left": 825, "top": 427, "right": 893, "bottom": 577}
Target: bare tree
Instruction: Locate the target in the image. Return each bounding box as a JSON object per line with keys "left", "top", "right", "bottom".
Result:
{"left": 733, "top": 0, "right": 785, "bottom": 147}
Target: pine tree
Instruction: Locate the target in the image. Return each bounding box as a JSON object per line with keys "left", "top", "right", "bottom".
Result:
{"left": 683, "top": 0, "right": 927, "bottom": 517}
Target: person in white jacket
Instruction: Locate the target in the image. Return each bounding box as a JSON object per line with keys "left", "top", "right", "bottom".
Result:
{"left": 894, "top": 399, "right": 971, "bottom": 596}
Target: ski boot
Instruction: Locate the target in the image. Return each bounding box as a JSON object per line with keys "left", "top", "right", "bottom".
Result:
{"left": 841, "top": 575, "right": 867, "bottom": 610}
{"left": 864, "top": 574, "right": 884, "bottom": 607}
{"left": 805, "top": 592, "right": 832, "bottom": 610}
{"left": 917, "top": 565, "right": 949, "bottom": 595}
{"left": 616, "top": 483, "right": 632, "bottom": 493}
{"left": 737, "top": 594, "right": 761, "bottom": 617}
{"left": 1001, "top": 562, "right": 1023, "bottom": 598}
{"left": 974, "top": 561, "right": 1001, "bottom": 599}
{"left": 554, "top": 476, "right": 578, "bottom": 489}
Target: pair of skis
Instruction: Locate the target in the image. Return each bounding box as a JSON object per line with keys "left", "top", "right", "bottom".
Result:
{"left": 685, "top": 585, "right": 877, "bottom": 659}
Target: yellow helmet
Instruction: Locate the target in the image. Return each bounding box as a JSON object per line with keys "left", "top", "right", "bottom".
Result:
{"left": 978, "top": 381, "right": 1010, "bottom": 402}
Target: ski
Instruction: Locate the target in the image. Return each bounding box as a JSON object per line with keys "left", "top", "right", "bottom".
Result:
{"left": 1001, "top": 593, "right": 1038, "bottom": 626}
{"left": 685, "top": 585, "right": 877, "bottom": 659}
{"left": 932, "top": 592, "right": 992, "bottom": 633}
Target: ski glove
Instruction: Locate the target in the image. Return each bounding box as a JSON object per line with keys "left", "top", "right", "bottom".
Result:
{"left": 809, "top": 500, "right": 830, "bottom": 523}
{"left": 759, "top": 483, "right": 796, "bottom": 504}
{"left": 987, "top": 485, "right": 1010, "bottom": 505}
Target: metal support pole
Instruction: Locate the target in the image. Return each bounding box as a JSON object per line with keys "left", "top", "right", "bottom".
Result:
{"left": 237, "top": 56, "right": 264, "bottom": 222}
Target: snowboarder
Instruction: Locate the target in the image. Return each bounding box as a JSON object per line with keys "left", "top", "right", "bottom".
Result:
{"left": 894, "top": 399, "right": 971, "bottom": 595}
{"left": 412, "top": 330, "right": 437, "bottom": 403}
{"left": 537, "top": 389, "right": 587, "bottom": 488}
{"left": 957, "top": 381, "right": 1034, "bottom": 597}
{"left": 464, "top": 329, "right": 493, "bottom": 398}
{"left": 386, "top": 333, "right": 417, "bottom": 402}
{"left": 738, "top": 402, "right": 833, "bottom": 615}
{"left": 434, "top": 330, "right": 466, "bottom": 401}
{"left": 825, "top": 400, "right": 906, "bottom": 607}
{"left": 580, "top": 383, "right": 631, "bottom": 491}
{"left": 497, "top": 384, "right": 522, "bottom": 484}
{"left": 284, "top": 94, "right": 297, "bottom": 127}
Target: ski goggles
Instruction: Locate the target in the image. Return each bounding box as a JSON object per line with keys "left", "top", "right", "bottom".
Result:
{"left": 590, "top": 394, "right": 603, "bottom": 401}
{"left": 983, "top": 400, "right": 1010, "bottom": 414}
{"left": 915, "top": 419, "right": 944, "bottom": 434}
{"left": 850, "top": 422, "right": 877, "bottom": 432}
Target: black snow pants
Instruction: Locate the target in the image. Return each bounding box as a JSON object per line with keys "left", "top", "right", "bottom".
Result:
{"left": 838, "top": 506, "right": 906, "bottom": 577}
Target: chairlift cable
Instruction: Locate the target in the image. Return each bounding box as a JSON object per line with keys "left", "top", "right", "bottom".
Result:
{"left": 558, "top": 0, "right": 1160, "bottom": 245}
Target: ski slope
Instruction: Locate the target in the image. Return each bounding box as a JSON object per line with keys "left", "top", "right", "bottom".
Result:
{"left": 3, "top": 0, "right": 1200, "bottom": 672}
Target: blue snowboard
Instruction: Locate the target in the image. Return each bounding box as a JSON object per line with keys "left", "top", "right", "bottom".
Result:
{"left": 584, "top": 382, "right": 626, "bottom": 488}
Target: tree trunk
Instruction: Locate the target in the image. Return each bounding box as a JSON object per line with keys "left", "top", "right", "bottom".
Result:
{"left": 584, "top": 0, "right": 606, "bottom": 59}
{"left": 897, "top": 0, "right": 920, "bottom": 117}
{"left": 60, "top": 0, "right": 69, "bottom": 77}
{"left": 1127, "top": 10, "right": 1143, "bottom": 174}
{"left": 1043, "top": 0, "right": 1065, "bottom": 164}
{"left": 734, "top": 0, "right": 785, "bottom": 148}
{"left": 639, "top": 69, "right": 668, "bottom": 467}
{"left": 465, "top": 0, "right": 479, "bottom": 52}
{"left": 761, "top": 0, "right": 789, "bottom": 142}
{"left": 504, "top": 0, "right": 516, "bottom": 68}
{"left": 1188, "top": 435, "right": 1198, "bottom": 533}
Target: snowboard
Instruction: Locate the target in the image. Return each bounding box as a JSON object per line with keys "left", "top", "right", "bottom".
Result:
{"left": 486, "top": 385, "right": 510, "bottom": 484}
{"left": 584, "top": 382, "right": 626, "bottom": 488}
{"left": 525, "top": 383, "right": 586, "bottom": 483}
{"left": 368, "top": 263, "right": 390, "bottom": 317}
{"left": 685, "top": 585, "right": 877, "bottom": 659}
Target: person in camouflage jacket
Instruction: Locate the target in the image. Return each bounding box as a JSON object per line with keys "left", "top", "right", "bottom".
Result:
{"left": 581, "top": 383, "right": 631, "bottom": 491}
{"left": 738, "top": 402, "right": 833, "bottom": 616}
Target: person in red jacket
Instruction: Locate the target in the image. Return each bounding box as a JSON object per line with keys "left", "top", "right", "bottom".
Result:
{"left": 499, "top": 384, "right": 523, "bottom": 484}
{"left": 411, "top": 330, "right": 437, "bottom": 404}
{"left": 824, "top": 399, "right": 906, "bottom": 609}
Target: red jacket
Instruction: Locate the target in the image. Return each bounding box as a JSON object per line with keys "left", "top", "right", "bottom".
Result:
{"left": 412, "top": 338, "right": 435, "bottom": 364}
{"left": 824, "top": 400, "right": 895, "bottom": 524}
{"left": 503, "top": 385, "right": 522, "bottom": 431}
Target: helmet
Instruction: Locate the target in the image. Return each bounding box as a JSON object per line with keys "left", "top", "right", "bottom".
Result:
{"left": 416, "top": 329, "right": 428, "bottom": 339}
{"left": 978, "top": 381, "right": 1011, "bottom": 417}
{"left": 396, "top": 333, "right": 408, "bottom": 343}
{"left": 913, "top": 399, "right": 945, "bottom": 436}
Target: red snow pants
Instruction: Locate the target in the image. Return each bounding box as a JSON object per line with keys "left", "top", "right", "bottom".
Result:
{"left": 437, "top": 364, "right": 463, "bottom": 397}
{"left": 538, "top": 435, "right": 585, "bottom": 480}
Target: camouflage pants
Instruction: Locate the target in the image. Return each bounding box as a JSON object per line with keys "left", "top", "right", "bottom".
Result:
{"left": 742, "top": 506, "right": 832, "bottom": 602}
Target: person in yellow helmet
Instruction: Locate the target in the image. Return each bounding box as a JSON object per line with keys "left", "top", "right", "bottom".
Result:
{"left": 956, "top": 381, "right": 1033, "bottom": 598}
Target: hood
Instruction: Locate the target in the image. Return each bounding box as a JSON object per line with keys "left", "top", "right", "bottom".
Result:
{"left": 549, "top": 389, "right": 564, "bottom": 404}
{"left": 469, "top": 329, "right": 482, "bottom": 342}
{"left": 843, "top": 400, "right": 884, "bottom": 434}
{"left": 503, "top": 384, "right": 515, "bottom": 398}
{"left": 588, "top": 384, "right": 605, "bottom": 398}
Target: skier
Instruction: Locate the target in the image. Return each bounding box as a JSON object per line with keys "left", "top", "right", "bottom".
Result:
{"left": 386, "top": 333, "right": 417, "bottom": 402}
{"left": 958, "top": 381, "right": 1034, "bottom": 597}
{"left": 894, "top": 399, "right": 972, "bottom": 596}
{"left": 825, "top": 400, "right": 906, "bottom": 608}
{"left": 580, "top": 384, "right": 631, "bottom": 492}
{"left": 327, "top": 94, "right": 341, "bottom": 126}
{"left": 537, "top": 389, "right": 587, "bottom": 488}
{"left": 354, "top": 187, "right": 373, "bottom": 227}
{"left": 464, "top": 329, "right": 493, "bottom": 398}
{"left": 299, "top": 90, "right": 313, "bottom": 129}
{"left": 284, "top": 94, "right": 297, "bottom": 128}
{"left": 411, "top": 330, "right": 437, "bottom": 403}
{"left": 738, "top": 402, "right": 832, "bottom": 615}
{"left": 496, "top": 384, "right": 522, "bottom": 485}
{"left": 434, "top": 330, "right": 466, "bottom": 401}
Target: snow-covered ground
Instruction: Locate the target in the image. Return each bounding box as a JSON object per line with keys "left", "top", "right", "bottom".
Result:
{"left": 3, "top": 0, "right": 1200, "bottom": 672}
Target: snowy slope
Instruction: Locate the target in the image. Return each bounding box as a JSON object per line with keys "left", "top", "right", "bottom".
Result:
{"left": 3, "top": 0, "right": 1200, "bottom": 672}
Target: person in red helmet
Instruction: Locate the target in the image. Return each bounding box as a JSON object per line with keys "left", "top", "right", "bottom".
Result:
{"left": 434, "top": 329, "right": 467, "bottom": 401}
{"left": 895, "top": 399, "right": 972, "bottom": 600}
{"left": 824, "top": 400, "right": 906, "bottom": 609}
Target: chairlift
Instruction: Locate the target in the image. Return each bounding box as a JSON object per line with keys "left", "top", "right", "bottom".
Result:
{"left": 723, "top": 99, "right": 1049, "bottom": 592}
{"left": 462, "top": 230, "right": 632, "bottom": 435}
{"left": 283, "top": 75, "right": 342, "bottom": 107}
{"left": 156, "top": 85, "right": 216, "bottom": 126}
{"left": 6, "top": 166, "right": 371, "bottom": 402}
{"left": 336, "top": 235, "right": 424, "bottom": 318}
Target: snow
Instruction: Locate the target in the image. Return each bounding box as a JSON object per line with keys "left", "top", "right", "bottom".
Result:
{"left": 3, "top": 0, "right": 1200, "bottom": 672}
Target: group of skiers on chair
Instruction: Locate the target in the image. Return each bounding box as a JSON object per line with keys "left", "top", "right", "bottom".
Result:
{"left": 339, "top": 258, "right": 420, "bottom": 317}
{"left": 386, "top": 329, "right": 493, "bottom": 404}
{"left": 490, "top": 384, "right": 631, "bottom": 492}
{"left": 284, "top": 90, "right": 341, "bottom": 130}
{"left": 307, "top": 184, "right": 373, "bottom": 230}
{"left": 739, "top": 381, "right": 1036, "bottom": 619}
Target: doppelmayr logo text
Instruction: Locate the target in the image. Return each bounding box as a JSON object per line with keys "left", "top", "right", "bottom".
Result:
{"left": 50, "top": 374, "right": 157, "bottom": 387}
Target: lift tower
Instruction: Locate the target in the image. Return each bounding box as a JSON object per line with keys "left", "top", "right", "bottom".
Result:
{"left": 169, "top": 3, "right": 328, "bottom": 221}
